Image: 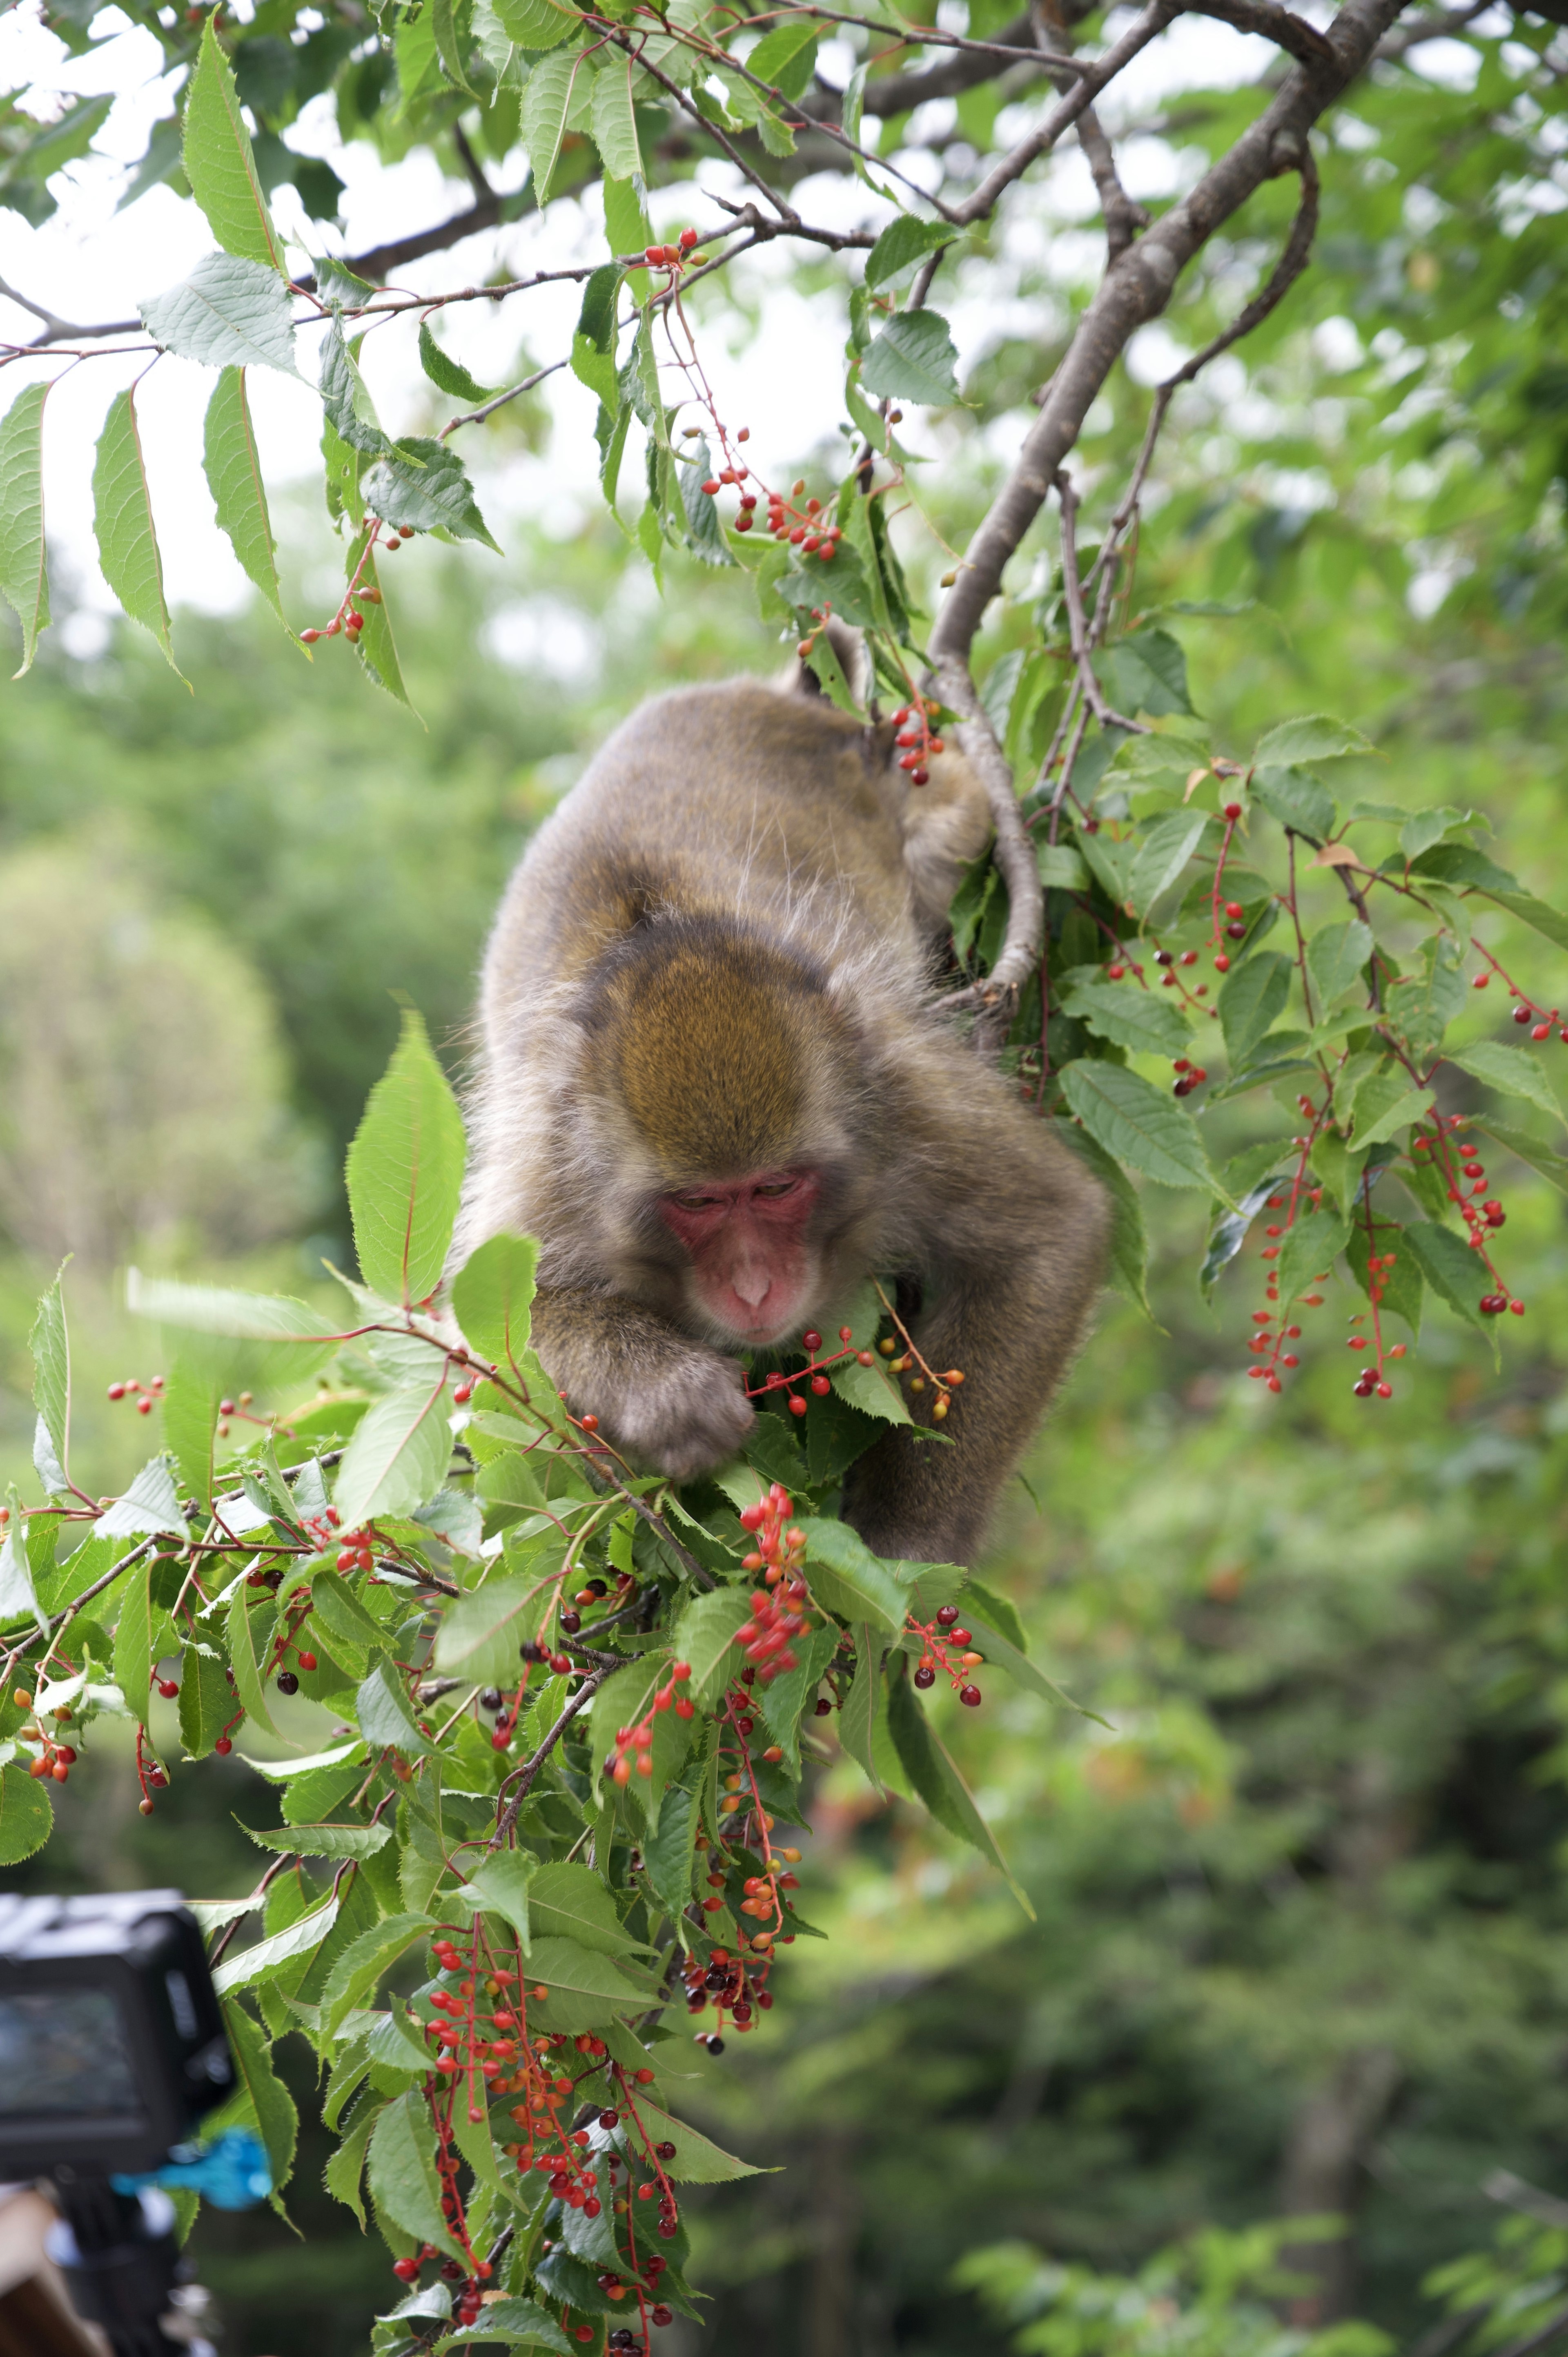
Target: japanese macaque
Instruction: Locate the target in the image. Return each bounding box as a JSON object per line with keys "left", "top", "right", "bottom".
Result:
{"left": 457, "top": 649, "right": 1108, "bottom": 1565}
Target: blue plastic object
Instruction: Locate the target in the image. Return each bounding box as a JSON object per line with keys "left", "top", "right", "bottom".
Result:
{"left": 111, "top": 2125, "right": 272, "bottom": 2210}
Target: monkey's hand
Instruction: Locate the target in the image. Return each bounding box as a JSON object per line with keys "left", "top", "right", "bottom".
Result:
{"left": 605, "top": 1347, "right": 756, "bottom": 1480}
{"left": 529, "top": 1289, "right": 756, "bottom": 1479}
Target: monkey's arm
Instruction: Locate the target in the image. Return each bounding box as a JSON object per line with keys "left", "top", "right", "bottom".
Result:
{"left": 841, "top": 1070, "right": 1109, "bottom": 1565}
{"left": 529, "top": 1287, "right": 756, "bottom": 1481}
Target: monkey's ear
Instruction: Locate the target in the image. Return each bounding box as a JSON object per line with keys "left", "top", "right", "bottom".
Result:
{"left": 790, "top": 618, "right": 868, "bottom": 705}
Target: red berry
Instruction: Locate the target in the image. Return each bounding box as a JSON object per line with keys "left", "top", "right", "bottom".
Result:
{"left": 393, "top": 2258, "right": 419, "bottom": 2281}
{"left": 297, "top": 1650, "right": 317, "bottom": 1672}
{"left": 788, "top": 1394, "right": 807, "bottom": 1416}
{"left": 137, "top": 1397, "right": 152, "bottom": 1414}
{"left": 801, "top": 1329, "right": 822, "bottom": 1350}
{"left": 959, "top": 1684, "right": 982, "bottom": 1708}
{"left": 1213, "top": 953, "right": 1230, "bottom": 972}
{"left": 1515, "top": 1004, "right": 1532, "bottom": 1024}
{"left": 107, "top": 1382, "right": 125, "bottom": 1400}
{"left": 215, "top": 1737, "right": 232, "bottom": 1755}
{"left": 1223, "top": 801, "right": 1243, "bottom": 820}
{"left": 157, "top": 1678, "right": 179, "bottom": 1699}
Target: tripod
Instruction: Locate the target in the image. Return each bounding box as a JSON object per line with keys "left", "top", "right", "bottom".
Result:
{"left": 46, "top": 2175, "right": 209, "bottom": 2357}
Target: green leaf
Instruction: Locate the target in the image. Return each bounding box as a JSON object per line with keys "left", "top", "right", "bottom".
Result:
{"left": 1473, "top": 1117, "right": 1568, "bottom": 1194}
{"left": 354, "top": 1659, "right": 436, "bottom": 1758}
{"left": 589, "top": 52, "right": 642, "bottom": 180}
{"left": 220, "top": 1998, "right": 298, "bottom": 2191}
{"left": 628, "top": 2095, "right": 762, "bottom": 2182}
{"left": 28, "top": 1269, "right": 69, "bottom": 1475}
{"left": 0, "top": 1764, "right": 51, "bottom": 1865}
{"left": 528, "top": 1861, "right": 644, "bottom": 1955}
{"left": 99, "top": 1456, "right": 188, "bottom": 1542}
{"left": 859, "top": 309, "right": 959, "bottom": 406}
{"left": 332, "top": 1378, "right": 452, "bottom": 1527}
{"left": 226, "top": 1586, "right": 278, "bottom": 1737}
{"left": 759, "top": 1621, "right": 840, "bottom": 1776}
{"left": 160, "top": 1359, "right": 220, "bottom": 1519}
{"left": 321, "top": 1913, "right": 432, "bottom": 2033}
{"left": 141, "top": 253, "right": 298, "bottom": 373}
{"left": 1346, "top": 1222, "right": 1423, "bottom": 1338}
{"left": 432, "top": 1574, "right": 540, "bottom": 1682}
{"left": 962, "top": 1578, "right": 1026, "bottom": 1652}
{"left": 0, "top": 381, "right": 50, "bottom": 676}
{"left": 452, "top": 1233, "right": 539, "bottom": 1377}
{"left": 369, "top": 2089, "right": 464, "bottom": 2259}
{"left": 126, "top": 1270, "right": 339, "bottom": 1389}
{"left": 1306, "top": 918, "right": 1373, "bottom": 1008}
{"left": 343, "top": 532, "right": 412, "bottom": 709}
{"left": 962, "top": 1608, "right": 1095, "bottom": 1721}
{"left": 1060, "top": 1062, "right": 1225, "bottom": 1199}
{"left": 417, "top": 321, "right": 498, "bottom": 404}
{"left": 346, "top": 1008, "right": 467, "bottom": 1309}
{"left": 1100, "top": 628, "right": 1194, "bottom": 721}
{"left": 113, "top": 1561, "right": 156, "bottom": 1713}
{"left": 443, "top": 2297, "right": 573, "bottom": 2350}
{"left": 522, "top": 46, "right": 583, "bottom": 200}
{"left": 668, "top": 1587, "right": 753, "bottom": 1707}
{"left": 203, "top": 367, "right": 288, "bottom": 633}
{"left": 884, "top": 1663, "right": 1032, "bottom": 1916}
{"left": 524, "top": 1936, "right": 655, "bottom": 2034}
{"left": 212, "top": 1896, "right": 340, "bottom": 1997}
{"left": 493, "top": 0, "right": 580, "bottom": 45}
{"left": 1448, "top": 1041, "right": 1562, "bottom": 1124}
{"left": 839, "top": 1626, "right": 883, "bottom": 1790}
{"left": 458, "top": 1849, "right": 538, "bottom": 1951}
{"left": 1254, "top": 714, "right": 1372, "bottom": 766}
{"left": 1056, "top": 973, "right": 1192, "bottom": 1058}
{"left": 319, "top": 321, "right": 388, "bottom": 457}
{"left": 1273, "top": 1205, "right": 1351, "bottom": 1309}
{"left": 183, "top": 16, "right": 284, "bottom": 272}
{"left": 308, "top": 1568, "right": 388, "bottom": 1678}
{"left": 178, "top": 1643, "right": 233, "bottom": 1759}
{"left": 1351, "top": 1068, "right": 1430, "bottom": 1149}
{"left": 245, "top": 1822, "right": 392, "bottom": 1860}
{"left": 797, "top": 1519, "right": 910, "bottom": 1635}
{"left": 361, "top": 439, "right": 501, "bottom": 552}
{"left": 1217, "top": 952, "right": 1292, "bottom": 1068}
{"left": 1402, "top": 1220, "right": 1490, "bottom": 1332}
{"left": 643, "top": 1774, "right": 699, "bottom": 1921}
{"left": 1249, "top": 765, "right": 1335, "bottom": 843}
{"left": 324, "top": 2093, "right": 383, "bottom": 2225}
{"left": 93, "top": 388, "right": 184, "bottom": 682}
{"left": 864, "top": 213, "right": 951, "bottom": 290}
{"left": 431, "top": 0, "right": 477, "bottom": 95}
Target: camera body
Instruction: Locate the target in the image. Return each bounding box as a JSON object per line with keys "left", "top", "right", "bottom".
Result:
{"left": 0, "top": 1892, "right": 235, "bottom": 2179}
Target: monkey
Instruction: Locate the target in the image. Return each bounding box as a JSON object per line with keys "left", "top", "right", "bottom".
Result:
{"left": 455, "top": 650, "right": 1109, "bottom": 1567}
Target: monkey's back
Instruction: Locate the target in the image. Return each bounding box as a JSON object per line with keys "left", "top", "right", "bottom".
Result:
{"left": 488, "top": 680, "right": 924, "bottom": 1010}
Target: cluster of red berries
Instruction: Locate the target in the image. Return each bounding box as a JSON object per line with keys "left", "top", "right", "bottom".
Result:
{"left": 1172, "top": 1055, "right": 1209, "bottom": 1099}
{"left": 1412, "top": 1120, "right": 1524, "bottom": 1316}
{"left": 14, "top": 1689, "right": 78, "bottom": 1784}
{"left": 335, "top": 1523, "right": 376, "bottom": 1574}
{"left": 107, "top": 1373, "right": 163, "bottom": 1417}
{"left": 645, "top": 226, "right": 702, "bottom": 268}
{"left": 607, "top": 1660, "right": 695, "bottom": 1786}
{"left": 875, "top": 1333, "right": 964, "bottom": 1423}
{"left": 909, "top": 1603, "right": 984, "bottom": 1707}
{"left": 760, "top": 480, "right": 843, "bottom": 559}
{"left": 751, "top": 1323, "right": 871, "bottom": 1417}
{"left": 890, "top": 699, "right": 943, "bottom": 787}
{"left": 300, "top": 518, "right": 410, "bottom": 647}
{"left": 1508, "top": 993, "right": 1568, "bottom": 1040}
{"left": 683, "top": 1941, "right": 775, "bottom": 2030}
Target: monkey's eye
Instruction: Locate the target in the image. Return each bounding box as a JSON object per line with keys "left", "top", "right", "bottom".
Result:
{"left": 754, "top": 1180, "right": 798, "bottom": 1200}
{"left": 672, "top": 1191, "right": 724, "bottom": 1211}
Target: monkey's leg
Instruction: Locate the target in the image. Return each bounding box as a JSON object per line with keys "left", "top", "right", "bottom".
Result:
{"left": 529, "top": 1286, "right": 756, "bottom": 1481}
{"left": 840, "top": 1083, "right": 1109, "bottom": 1565}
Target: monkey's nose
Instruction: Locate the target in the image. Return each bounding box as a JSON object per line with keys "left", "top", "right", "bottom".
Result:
{"left": 730, "top": 1264, "right": 771, "bottom": 1308}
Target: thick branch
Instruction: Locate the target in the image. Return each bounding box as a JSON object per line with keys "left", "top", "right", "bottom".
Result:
{"left": 952, "top": 2, "right": 1178, "bottom": 226}
{"left": 929, "top": 0, "right": 1412, "bottom": 670}
{"left": 1184, "top": 0, "right": 1335, "bottom": 64}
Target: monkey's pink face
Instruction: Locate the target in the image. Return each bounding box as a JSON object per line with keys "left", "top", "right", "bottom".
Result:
{"left": 657, "top": 1170, "right": 823, "bottom": 1346}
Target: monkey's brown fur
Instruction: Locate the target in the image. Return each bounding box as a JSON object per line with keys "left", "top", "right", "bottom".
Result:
{"left": 459, "top": 670, "right": 1108, "bottom": 1564}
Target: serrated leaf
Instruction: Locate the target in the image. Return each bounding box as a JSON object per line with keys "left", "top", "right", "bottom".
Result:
{"left": 758, "top": 1621, "right": 839, "bottom": 1776}
{"left": 370, "top": 2090, "right": 464, "bottom": 2258}
{"left": 99, "top": 1457, "right": 188, "bottom": 1541}
{"left": 203, "top": 366, "right": 288, "bottom": 633}
{"left": 354, "top": 1659, "right": 435, "bottom": 1758}
{"left": 884, "top": 1662, "right": 1031, "bottom": 1916}
{"left": 28, "top": 1269, "right": 69, "bottom": 1473}
{"left": 961, "top": 1608, "right": 1096, "bottom": 1720}
{"left": 321, "top": 1913, "right": 432, "bottom": 2033}
{"left": 344, "top": 534, "right": 412, "bottom": 710}
{"left": 0, "top": 1765, "right": 51, "bottom": 1865}
{"left": 178, "top": 1643, "right": 233, "bottom": 1759}
{"left": 628, "top": 2095, "right": 762, "bottom": 2182}
{"left": 1346, "top": 1221, "right": 1423, "bottom": 1338}
{"left": 142, "top": 253, "right": 298, "bottom": 373}
{"left": 432, "top": 1574, "right": 540, "bottom": 1682}
{"left": 523, "top": 1936, "right": 655, "bottom": 2035}
{"left": 1474, "top": 1118, "right": 1568, "bottom": 1193}
{"left": 1273, "top": 1205, "right": 1350, "bottom": 1309}
{"left": 1306, "top": 918, "right": 1373, "bottom": 1009}
{"left": 493, "top": 0, "right": 580, "bottom": 44}
{"left": 797, "top": 1519, "right": 909, "bottom": 1634}
{"left": 1254, "top": 714, "right": 1372, "bottom": 767}
{"left": 93, "top": 388, "right": 184, "bottom": 681}
{"left": 589, "top": 53, "right": 642, "bottom": 180}
{"left": 1058, "top": 1121, "right": 1153, "bottom": 1318}
{"left": 864, "top": 213, "right": 951, "bottom": 290}
{"left": 318, "top": 321, "right": 388, "bottom": 457}
{"left": 1448, "top": 1041, "right": 1562, "bottom": 1124}
{"left": 226, "top": 1586, "right": 278, "bottom": 1737}
{"left": 528, "top": 1861, "right": 645, "bottom": 1955}
{"left": 1402, "top": 1220, "right": 1491, "bottom": 1333}
{"left": 212, "top": 1895, "right": 339, "bottom": 1996}
{"left": 860, "top": 308, "right": 959, "bottom": 406}
{"left": 839, "top": 1625, "right": 883, "bottom": 1790}
{"left": 245, "top": 1821, "right": 392, "bottom": 1860}
{"left": 183, "top": 16, "right": 284, "bottom": 272}
{"left": 1352, "top": 1070, "right": 1429, "bottom": 1149}
{"left": 442, "top": 2297, "right": 573, "bottom": 2350}
{"left": 1060, "top": 1061, "right": 1225, "bottom": 1198}
{"left": 324, "top": 2093, "right": 383, "bottom": 2225}
{"left": 458, "top": 1850, "right": 538, "bottom": 1951}
{"left": 219, "top": 1998, "right": 297, "bottom": 2191}
{"left": 361, "top": 438, "right": 501, "bottom": 552}
{"left": 160, "top": 1359, "right": 220, "bottom": 1520}
{"left": 0, "top": 1509, "right": 45, "bottom": 1638}
{"left": 416, "top": 321, "right": 498, "bottom": 405}
{"left": 0, "top": 381, "right": 50, "bottom": 676}
{"left": 1057, "top": 973, "right": 1192, "bottom": 1057}
{"left": 668, "top": 1587, "right": 752, "bottom": 1707}
{"left": 346, "top": 1009, "right": 466, "bottom": 1308}
{"left": 1249, "top": 765, "right": 1335, "bottom": 843}
{"left": 1200, "top": 1171, "right": 1289, "bottom": 1300}
{"left": 452, "top": 1234, "right": 539, "bottom": 1382}
{"left": 522, "top": 46, "right": 583, "bottom": 200}
{"left": 642, "top": 1775, "right": 699, "bottom": 1921}
{"left": 331, "top": 1380, "right": 453, "bottom": 1527}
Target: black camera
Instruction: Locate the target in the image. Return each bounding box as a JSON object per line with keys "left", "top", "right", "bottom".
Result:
{"left": 0, "top": 1891, "right": 254, "bottom": 2357}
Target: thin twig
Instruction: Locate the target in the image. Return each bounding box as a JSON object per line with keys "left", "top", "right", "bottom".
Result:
{"left": 491, "top": 1662, "right": 624, "bottom": 1846}
{"left": 1054, "top": 468, "right": 1150, "bottom": 733}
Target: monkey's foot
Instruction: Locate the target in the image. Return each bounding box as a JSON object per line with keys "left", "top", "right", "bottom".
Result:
{"left": 595, "top": 1349, "right": 755, "bottom": 1481}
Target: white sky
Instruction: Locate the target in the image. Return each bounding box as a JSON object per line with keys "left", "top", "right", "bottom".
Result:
{"left": 0, "top": 2, "right": 1484, "bottom": 648}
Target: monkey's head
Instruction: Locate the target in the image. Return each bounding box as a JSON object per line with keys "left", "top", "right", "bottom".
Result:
{"left": 578, "top": 912, "right": 869, "bottom": 1349}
